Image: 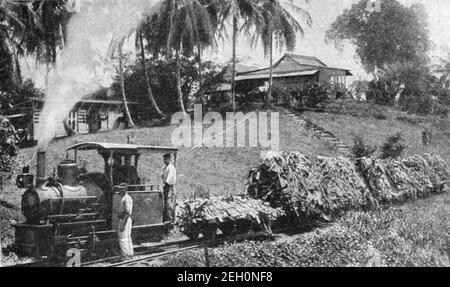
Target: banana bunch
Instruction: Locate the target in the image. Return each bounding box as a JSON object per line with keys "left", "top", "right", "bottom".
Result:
{"left": 248, "top": 152, "right": 373, "bottom": 221}
{"left": 359, "top": 153, "right": 449, "bottom": 204}
{"left": 176, "top": 196, "right": 285, "bottom": 228}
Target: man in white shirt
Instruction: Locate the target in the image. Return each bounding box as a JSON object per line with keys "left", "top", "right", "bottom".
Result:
{"left": 118, "top": 187, "right": 134, "bottom": 260}
{"left": 161, "top": 154, "right": 177, "bottom": 222}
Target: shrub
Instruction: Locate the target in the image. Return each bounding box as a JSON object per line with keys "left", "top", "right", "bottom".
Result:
{"left": 380, "top": 132, "right": 407, "bottom": 159}
{"left": 433, "top": 103, "right": 449, "bottom": 118}
{"left": 400, "top": 93, "right": 434, "bottom": 116}
{"left": 271, "top": 82, "right": 292, "bottom": 105}
{"left": 0, "top": 116, "right": 19, "bottom": 174}
{"left": 366, "top": 79, "right": 399, "bottom": 106}
{"left": 302, "top": 82, "right": 332, "bottom": 109}
{"left": 352, "top": 135, "right": 377, "bottom": 159}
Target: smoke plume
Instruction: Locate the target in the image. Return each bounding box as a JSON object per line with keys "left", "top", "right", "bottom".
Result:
{"left": 36, "top": 0, "right": 160, "bottom": 148}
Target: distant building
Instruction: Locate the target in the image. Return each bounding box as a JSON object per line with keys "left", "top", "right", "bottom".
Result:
{"left": 7, "top": 94, "right": 138, "bottom": 145}
{"left": 235, "top": 54, "right": 353, "bottom": 95}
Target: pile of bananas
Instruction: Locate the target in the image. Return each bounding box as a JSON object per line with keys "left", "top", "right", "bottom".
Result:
{"left": 247, "top": 151, "right": 374, "bottom": 221}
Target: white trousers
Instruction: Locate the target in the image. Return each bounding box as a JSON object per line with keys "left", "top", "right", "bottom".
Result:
{"left": 118, "top": 218, "right": 134, "bottom": 257}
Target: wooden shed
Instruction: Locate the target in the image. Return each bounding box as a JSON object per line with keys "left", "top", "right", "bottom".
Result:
{"left": 29, "top": 98, "right": 135, "bottom": 139}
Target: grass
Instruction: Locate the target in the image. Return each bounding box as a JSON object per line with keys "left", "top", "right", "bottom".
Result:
{"left": 302, "top": 101, "right": 450, "bottom": 162}
{"left": 162, "top": 191, "right": 450, "bottom": 267}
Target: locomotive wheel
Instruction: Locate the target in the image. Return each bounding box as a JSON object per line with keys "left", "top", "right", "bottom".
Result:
{"left": 236, "top": 220, "right": 251, "bottom": 234}
{"left": 184, "top": 225, "right": 200, "bottom": 241}
{"left": 202, "top": 224, "right": 217, "bottom": 240}
{"left": 220, "top": 222, "right": 236, "bottom": 236}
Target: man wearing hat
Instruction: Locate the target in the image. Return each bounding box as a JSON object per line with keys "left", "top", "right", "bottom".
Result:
{"left": 161, "top": 153, "right": 177, "bottom": 222}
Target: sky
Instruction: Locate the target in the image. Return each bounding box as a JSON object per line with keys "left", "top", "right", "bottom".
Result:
{"left": 22, "top": 0, "right": 450, "bottom": 88}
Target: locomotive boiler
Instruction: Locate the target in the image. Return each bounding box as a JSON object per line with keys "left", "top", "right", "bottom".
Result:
{"left": 13, "top": 143, "right": 178, "bottom": 259}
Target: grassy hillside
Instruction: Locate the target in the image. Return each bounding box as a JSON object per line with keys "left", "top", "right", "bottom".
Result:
{"left": 302, "top": 101, "right": 450, "bottom": 162}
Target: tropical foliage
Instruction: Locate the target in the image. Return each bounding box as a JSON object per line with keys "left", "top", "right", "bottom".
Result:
{"left": 256, "top": 0, "right": 311, "bottom": 107}
{"left": 326, "top": 0, "right": 430, "bottom": 73}
{"left": 1, "top": 0, "right": 72, "bottom": 105}
{"left": 104, "top": 55, "right": 223, "bottom": 120}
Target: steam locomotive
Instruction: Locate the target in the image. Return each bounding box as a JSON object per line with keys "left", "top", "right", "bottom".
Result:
{"left": 13, "top": 142, "right": 178, "bottom": 260}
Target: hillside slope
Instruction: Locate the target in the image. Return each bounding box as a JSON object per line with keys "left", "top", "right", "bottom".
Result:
{"left": 301, "top": 102, "right": 450, "bottom": 163}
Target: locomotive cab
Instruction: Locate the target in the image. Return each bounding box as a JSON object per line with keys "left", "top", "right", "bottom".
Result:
{"left": 13, "top": 142, "right": 178, "bottom": 259}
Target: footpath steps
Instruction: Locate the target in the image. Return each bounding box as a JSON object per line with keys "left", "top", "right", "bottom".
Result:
{"left": 282, "top": 108, "right": 353, "bottom": 158}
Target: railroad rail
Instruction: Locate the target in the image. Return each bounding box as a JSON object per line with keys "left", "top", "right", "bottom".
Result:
{"left": 86, "top": 222, "right": 325, "bottom": 267}
{"left": 84, "top": 230, "right": 271, "bottom": 267}
{"left": 8, "top": 222, "right": 325, "bottom": 267}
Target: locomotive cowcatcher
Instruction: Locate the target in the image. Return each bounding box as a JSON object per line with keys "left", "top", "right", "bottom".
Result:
{"left": 13, "top": 142, "right": 178, "bottom": 260}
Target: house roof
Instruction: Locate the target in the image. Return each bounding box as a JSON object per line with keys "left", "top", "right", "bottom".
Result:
{"left": 223, "top": 63, "right": 262, "bottom": 80}
{"left": 287, "top": 54, "right": 328, "bottom": 67}
{"left": 67, "top": 142, "right": 178, "bottom": 154}
{"left": 236, "top": 70, "right": 319, "bottom": 81}
{"left": 236, "top": 53, "right": 352, "bottom": 80}
{"left": 29, "top": 98, "right": 139, "bottom": 105}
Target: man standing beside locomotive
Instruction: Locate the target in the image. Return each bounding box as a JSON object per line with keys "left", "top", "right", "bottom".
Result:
{"left": 118, "top": 187, "right": 134, "bottom": 260}
{"left": 161, "top": 154, "right": 177, "bottom": 222}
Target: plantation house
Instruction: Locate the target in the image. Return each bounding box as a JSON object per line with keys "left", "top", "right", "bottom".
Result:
{"left": 235, "top": 54, "right": 352, "bottom": 95}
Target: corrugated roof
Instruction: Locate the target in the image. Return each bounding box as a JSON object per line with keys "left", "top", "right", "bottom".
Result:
{"left": 29, "top": 98, "right": 139, "bottom": 105}
{"left": 223, "top": 63, "right": 262, "bottom": 80}
{"left": 236, "top": 70, "right": 319, "bottom": 81}
{"left": 287, "top": 54, "right": 327, "bottom": 67}
{"left": 236, "top": 53, "right": 352, "bottom": 78}
{"left": 67, "top": 142, "right": 178, "bottom": 154}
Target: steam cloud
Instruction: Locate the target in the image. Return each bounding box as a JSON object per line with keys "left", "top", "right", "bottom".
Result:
{"left": 36, "top": 0, "right": 160, "bottom": 148}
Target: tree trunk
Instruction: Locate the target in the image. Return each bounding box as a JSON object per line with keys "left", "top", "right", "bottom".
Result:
{"left": 266, "top": 33, "right": 273, "bottom": 108}
{"left": 197, "top": 44, "right": 203, "bottom": 97}
{"left": 4, "top": 39, "right": 20, "bottom": 85}
{"left": 118, "top": 43, "right": 135, "bottom": 128}
{"left": 63, "top": 119, "right": 76, "bottom": 136}
{"left": 231, "top": 16, "right": 238, "bottom": 112}
{"left": 13, "top": 49, "right": 22, "bottom": 84}
{"left": 45, "top": 64, "right": 50, "bottom": 91}
{"left": 175, "top": 48, "right": 186, "bottom": 114}
{"left": 139, "top": 32, "right": 164, "bottom": 118}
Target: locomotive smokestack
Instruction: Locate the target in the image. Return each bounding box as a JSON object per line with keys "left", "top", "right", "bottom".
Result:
{"left": 37, "top": 150, "right": 46, "bottom": 183}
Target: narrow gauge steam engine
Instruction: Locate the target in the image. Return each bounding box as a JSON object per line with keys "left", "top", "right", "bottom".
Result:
{"left": 14, "top": 142, "right": 178, "bottom": 259}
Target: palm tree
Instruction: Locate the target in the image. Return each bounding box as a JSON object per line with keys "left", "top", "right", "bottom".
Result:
{"left": 257, "top": 0, "right": 311, "bottom": 107}
{"left": 0, "top": 0, "right": 71, "bottom": 93}
{"left": 0, "top": 0, "right": 29, "bottom": 92}
{"left": 108, "top": 35, "right": 135, "bottom": 128}
{"left": 117, "top": 41, "right": 135, "bottom": 128}
{"left": 216, "top": 0, "right": 264, "bottom": 111}
{"left": 144, "top": 0, "right": 215, "bottom": 114}
{"left": 18, "top": 0, "right": 71, "bottom": 65}
{"left": 137, "top": 28, "right": 165, "bottom": 118}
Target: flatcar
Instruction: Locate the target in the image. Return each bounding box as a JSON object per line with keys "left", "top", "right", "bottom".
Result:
{"left": 13, "top": 142, "right": 178, "bottom": 260}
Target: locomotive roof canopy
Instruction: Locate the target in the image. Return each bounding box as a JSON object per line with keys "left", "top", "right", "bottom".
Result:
{"left": 67, "top": 142, "right": 178, "bottom": 155}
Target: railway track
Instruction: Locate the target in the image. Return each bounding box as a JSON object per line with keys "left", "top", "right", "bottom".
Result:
{"left": 8, "top": 222, "right": 325, "bottom": 267}
{"left": 85, "top": 230, "right": 272, "bottom": 267}
{"left": 88, "top": 223, "right": 325, "bottom": 267}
